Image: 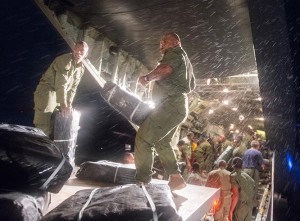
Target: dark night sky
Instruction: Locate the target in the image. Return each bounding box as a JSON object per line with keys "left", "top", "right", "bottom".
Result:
{"left": 0, "top": 0, "right": 70, "bottom": 125}
{"left": 0, "top": 0, "right": 136, "bottom": 162}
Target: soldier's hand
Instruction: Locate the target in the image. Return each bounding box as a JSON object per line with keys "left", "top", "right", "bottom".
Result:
{"left": 60, "top": 103, "right": 72, "bottom": 117}
{"left": 138, "top": 75, "right": 149, "bottom": 86}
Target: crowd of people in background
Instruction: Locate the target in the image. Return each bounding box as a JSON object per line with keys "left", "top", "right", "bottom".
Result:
{"left": 30, "top": 30, "right": 271, "bottom": 221}
{"left": 119, "top": 105, "right": 270, "bottom": 221}
{"left": 172, "top": 127, "right": 270, "bottom": 221}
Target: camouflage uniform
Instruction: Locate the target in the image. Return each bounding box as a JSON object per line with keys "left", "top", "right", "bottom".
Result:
{"left": 194, "top": 140, "right": 214, "bottom": 173}
{"left": 242, "top": 133, "right": 253, "bottom": 149}
{"left": 135, "top": 46, "right": 195, "bottom": 183}
{"left": 230, "top": 170, "right": 255, "bottom": 221}
{"left": 34, "top": 54, "right": 84, "bottom": 136}
{"left": 178, "top": 141, "right": 192, "bottom": 180}
{"left": 243, "top": 147, "right": 264, "bottom": 207}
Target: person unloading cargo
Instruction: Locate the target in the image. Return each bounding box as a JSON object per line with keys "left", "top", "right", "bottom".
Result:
{"left": 135, "top": 32, "right": 196, "bottom": 190}
{"left": 33, "top": 41, "right": 89, "bottom": 137}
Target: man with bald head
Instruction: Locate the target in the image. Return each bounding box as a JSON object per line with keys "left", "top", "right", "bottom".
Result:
{"left": 242, "top": 140, "right": 264, "bottom": 208}
{"left": 136, "top": 32, "right": 196, "bottom": 190}
{"left": 206, "top": 160, "right": 232, "bottom": 221}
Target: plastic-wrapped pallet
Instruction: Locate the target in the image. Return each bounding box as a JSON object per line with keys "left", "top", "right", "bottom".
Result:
{"left": 41, "top": 184, "right": 182, "bottom": 221}
{"left": 76, "top": 160, "right": 137, "bottom": 184}
{"left": 0, "top": 124, "right": 73, "bottom": 193}
{"left": 0, "top": 188, "right": 50, "bottom": 221}
{"left": 100, "top": 81, "right": 153, "bottom": 126}
{"left": 214, "top": 145, "right": 234, "bottom": 167}
{"left": 51, "top": 109, "right": 81, "bottom": 169}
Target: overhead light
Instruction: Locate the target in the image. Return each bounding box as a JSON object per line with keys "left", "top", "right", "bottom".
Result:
{"left": 235, "top": 129, "right": 240, "bottom": 133}
{"left": 206, "top": 79, "right": 211, "bottom": 85}
{"left": 208, "top": 109, "right": 214, "bottom": 114}
{"left": 239, "top": 115, "right": 245, "bottom": 121}
{"left": 232, "top": 107, "right": 238, "bottom": 111}
{"left": 248, "top": 125, "right": 253, "bottom": 129}
{"left": 223, "top": 88, "right": 229, "bottom": 93}
{"left": 222, "top": 100, "right": 229, "bottom": 105}
{"left": 229, "top": 124, "right": 235, "bottom": 129}
{"left": 254, "top": 97, "right": 262, "bottom": 101}
{"left": 256, "top": 117, "right": 265, "bottom": 121}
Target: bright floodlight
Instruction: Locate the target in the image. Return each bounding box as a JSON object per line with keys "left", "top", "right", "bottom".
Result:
{"left": 222, "top": 100, "right": 229, "bottom": 105}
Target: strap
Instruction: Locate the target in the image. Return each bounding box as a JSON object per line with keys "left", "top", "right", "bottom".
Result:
{"left": 53, "top": 137, "right": 76, "bottom": 142}
{"left": 77, "top": 185, "right": 132, "bottom": 220}
{"left": 77, "top": 188, "right": 100, "bottom": 221}
{"left": 130, "top": 101, "right": 142, "bottom": 122}
{"left": 41, "top": 157, "right": 66, "bottom": 190}
{"left": 140, "top": 184, "right": 158, "bottom": 221}
{"left": 113, "top": 166, "right": 120, "bottom": 183}
{"left": 107, "top": 85, "right": 118, "bottom": 102}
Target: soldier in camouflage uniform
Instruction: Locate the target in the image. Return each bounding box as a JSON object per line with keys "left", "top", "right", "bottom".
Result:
{"left": 194, "top": 136, "right": 215, "bottom": 173}
{"left": 229, "top": 157, "right": 255, "bottom": 221}
{"left": 243, "top": 140, "right": 264, "bottom": 208}
{"left": 176, "top": 140, "right": 192, "bottom": 180}
{"left": 182, "top": 131, "right": 199, "bottom": 165}
{"left": 33, "top": 41, "right": 89, "bottom": 136}
{"left": 136, "top": 33, "right": 196, "bottom": 190}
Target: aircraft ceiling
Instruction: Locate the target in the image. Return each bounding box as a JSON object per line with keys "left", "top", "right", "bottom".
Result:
{"left": 46, "top": 0, "right": 256, "bottom": 79}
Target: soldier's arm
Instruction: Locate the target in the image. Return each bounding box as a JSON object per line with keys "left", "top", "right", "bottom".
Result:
{"left": 67, "top": 68, "right": 84, "bottom": 105}
{"left": 139, "top": 63, "right": 173, "bottom": 86}
{"left": 205, "top": 174, "right": 213, "bottom": 187}
{"left": 53, "top": 57, "right": 69, "bottom": 106}
{"left": 139, "top": 49, "right": 181, "bottom": 86}
{"left": 229, "top": 175, "right": 239, "bottom": 221}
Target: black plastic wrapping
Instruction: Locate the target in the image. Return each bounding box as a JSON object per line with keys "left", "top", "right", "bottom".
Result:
{"left": 100, "top": 81, "right": 153, "bottom": 126}
{"left": 0, "top": 188, "right": 50, "bottom": 221}
{"left": 41, "top": 184, "right": 182, "bottom": 221}
{"left": 214, "top": 145, "right": 234, "bottom": 166}
{"left": 0, "top": 124, "right": 73, "bottom": 193}
{"left": 51, "top": 110, "right": 81, "bottom": 169}
{"left": 76, "top": 160, "right": 137, "bottom": 184}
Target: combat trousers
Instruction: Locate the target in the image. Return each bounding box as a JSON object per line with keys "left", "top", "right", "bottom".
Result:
{"left": 233, "top": 201, "right": 252, "bottom": 221}
{"left": 244, "top": 168, "right": 260, "bottom": 206}
{"left": 135, "top": 95, "right": 188, "bottom": 183}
